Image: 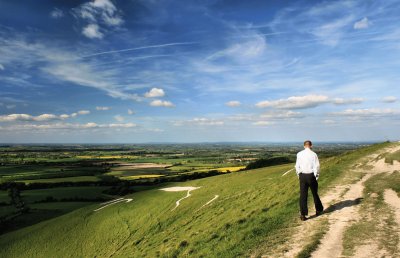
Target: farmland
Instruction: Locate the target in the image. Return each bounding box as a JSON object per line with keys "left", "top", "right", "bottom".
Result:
{"left": 0, "top": 142, "right": 367, "bottom": 250}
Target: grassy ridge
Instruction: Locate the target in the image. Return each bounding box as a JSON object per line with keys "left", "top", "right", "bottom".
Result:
{"left": 0, "top": 143, "right": 390, "bottom": 257}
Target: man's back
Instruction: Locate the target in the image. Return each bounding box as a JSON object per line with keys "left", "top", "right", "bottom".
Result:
{"left": 295, "top": 148, "right": 320, "bottom": 178}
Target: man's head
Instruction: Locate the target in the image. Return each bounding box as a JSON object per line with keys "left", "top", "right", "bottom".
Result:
{"left": 304, "top": 140, "right": 312, "bottom": 149}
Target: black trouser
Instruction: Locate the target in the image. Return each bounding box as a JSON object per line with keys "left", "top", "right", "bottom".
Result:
{"left": 299, "top": 173, "right": 323, "bottom": 216}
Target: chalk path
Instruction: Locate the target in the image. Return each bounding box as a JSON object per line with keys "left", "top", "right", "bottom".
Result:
{"left": 94, "top": 198, "right": 133, "bottom": 212}
{"left": 160, "top": 186, "right": 201, "bottom": 211}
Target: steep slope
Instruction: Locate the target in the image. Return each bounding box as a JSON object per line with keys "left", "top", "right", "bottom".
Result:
{"left": 0, "top": 143, "right": 391, "bottom": 258}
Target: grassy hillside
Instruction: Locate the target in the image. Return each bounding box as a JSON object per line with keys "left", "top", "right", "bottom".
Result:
{"left": 0, "top": 142, "right": 390, "bottom": 258}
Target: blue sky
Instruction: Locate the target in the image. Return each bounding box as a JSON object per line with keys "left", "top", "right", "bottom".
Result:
{"left": 0, "top": 0, "right": 399, "bottom": 143}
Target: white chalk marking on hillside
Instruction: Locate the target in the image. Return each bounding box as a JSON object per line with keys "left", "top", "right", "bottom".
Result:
{"left": 282, "top": 168, "right": 294, "bottom": 176}
{"left": 160, "top": 186, "right": 201, "bottom": 211}
{"left": 94, "top": 198, "right": 133, "bottom": 212}
{"left": 200, "top": 195, "right": 219, "bottom": 209}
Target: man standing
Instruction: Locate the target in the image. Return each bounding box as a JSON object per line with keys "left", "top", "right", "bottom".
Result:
{"left": 295, "top": 140, "right": 324, "bottom": 221}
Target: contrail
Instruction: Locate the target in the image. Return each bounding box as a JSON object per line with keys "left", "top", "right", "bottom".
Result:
{"left": 81, "top": 42, "right": 198, "bottom": 58}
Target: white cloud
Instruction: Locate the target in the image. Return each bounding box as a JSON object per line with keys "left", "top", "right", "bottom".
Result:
{"left": 150, "top": 100, "right": 175, "bottom": 107}
{"left": 256, "top": 95, "right": 329, "bottom": 109}
{"left": 332, "top": 98, "right": 364, "bottom": 105}
{"left": 0, "top": 122, "right": 137, "bottom": 131}
{"left": 74, "top": 0, "right": 123, "bottom": 39}
{"left": 0, "top": 113, "right": 59, "bottom": 122}
{"left": 0, "top": 64, "right": 4, "bottom": 70}
{"left": 331, "top": 108, "right": 400, "bottom": 117}
{"left": 353, "top": 17, "right": 369, "bottom": 30}
{"left": 109, "top": 123, "right": 136, "bottom": 128}
{"left": 260, "top": 110, "right": 304, "bottom": 119}
{"left": 382, "top": 96, "right": 397, "bottom": 103}
{"left": 127, "top": 109, "right": 135, "bottom": 115}
{"left": 225, "top": 101, "right": 241, "bottom": 107}
{"left": 322, "top": 119, "right": 335, "bottom": 124}
{"left": 208, "top": 33, "right": 266, "bottom": 61}
{"left": 174, "top": 118, "right": 224, "bottom": 126}
{"left": 114, "top": 115, "right": 124, "bottom": 122}
{"left": 0, "top": 110, "right": 91, "bottom": 122}
{"left": 312, "top": 16, "right": 354, "bottom": 46}
{"left": 96, "top": 106, "right": 110, "bottom": 110}
{"left": 50, "top": 8, "right": 64, "bottom": 19}
{"left": 252, "top": 121, "right": 274, "bottom": 126}
{"left": 77, "top": 110, "right": 90, "bottom": 115}
{"left": 144, "top": 88, "right": 165, "bottom": 98}
{"left": 82, "top": 24, "right": 103, "bottom": 39}
{"left": 6, "top": 104, "right": 16, "bottom": 109}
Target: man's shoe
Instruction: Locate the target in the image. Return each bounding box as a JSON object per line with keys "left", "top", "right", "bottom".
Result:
{"left": 315, "top": 210, "right": 323, "bottom": 217}
{"left": 300, "top": 215, "right": 307, "bottom": 221}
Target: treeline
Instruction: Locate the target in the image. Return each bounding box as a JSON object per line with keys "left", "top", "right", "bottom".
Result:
{"left": 0, "top": 170, "right": 227, "bottom": 191}
{"left": 245, "top": 156, "right": 295, "bottom": 170}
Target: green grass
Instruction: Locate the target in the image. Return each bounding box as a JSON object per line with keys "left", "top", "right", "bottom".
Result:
{"left": 0, "top": 142, "right": 391, "bottom": 258}
{"left": 385, "top": 149, "right": 400, "bottom": 164}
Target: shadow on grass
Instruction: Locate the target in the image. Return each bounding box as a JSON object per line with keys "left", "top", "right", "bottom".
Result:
{"left": 307, "top": 198, "right": 363, "bottom": 220}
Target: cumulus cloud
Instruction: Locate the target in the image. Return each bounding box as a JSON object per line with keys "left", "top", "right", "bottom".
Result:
{"left": 382, "top": 96, "right": 397, "bottom": 103}
{"left": 225, "top": 101, "right": 241, "bottom": 107}
{"left": 150, "top": 100, "right": 175, "bottom": 107}
{"left": 77, "top": 110, "right": 90, "bottom": 115}
{"left": 0, "top": 113, "right": 60, "bottom": 122}
{"left": 332, "top": 97, "right": 364, "bottom": 105}
{"left": 50, "top": 8, "right": 64, "bottom": 19}
{"left": 82, "top": 24, "right": 103, "bottom": 39}
{"left": 331, "top": 108, "right": 400, "bottom": 117}
{"left": 354, "top": 17, "right": 369, "bottom": 30}
{"left": 144, "top": 88, "right": 165, "bottom": 98}
{"left": 256, "top": 95, "right": 329, "bottom": 109}
{"left": 127, "top": 109, "right": 135, "bottom": 115}
{"left": 114, "top": 115, "right": 124, "bottom": 122}
{"left": 0, "top": 122, "right": 137, "bottom": 131}
{"left": 0, "top": 110, "right": 90, "bottom": 122}
{"left": 74, "top": 0, "right": 123, "bottom": 39}
{"left": 96, "top": 106, "right": 110, "bottom": 110}
{"left": 260, "top": 110, "right": 304, "bottom": 119}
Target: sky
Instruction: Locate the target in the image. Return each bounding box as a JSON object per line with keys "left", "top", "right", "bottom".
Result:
{"left": 0, "top": 0, "right": 399, "bottom": 143}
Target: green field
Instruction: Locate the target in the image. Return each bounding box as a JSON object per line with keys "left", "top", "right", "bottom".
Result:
{"left": 0, "top": 142, "right": 388, "bottom": 257}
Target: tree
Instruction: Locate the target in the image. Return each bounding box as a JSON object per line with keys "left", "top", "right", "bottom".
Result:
{"left": 7, "top": 183, "right": 29, "bottom": 214}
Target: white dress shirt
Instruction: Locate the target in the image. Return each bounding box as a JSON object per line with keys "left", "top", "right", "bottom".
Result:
{"left": 295, "top": 147, "right": 320, "bottom": 179}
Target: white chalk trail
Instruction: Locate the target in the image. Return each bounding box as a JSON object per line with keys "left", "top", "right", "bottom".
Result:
{"left": 94, "top": 198, "right": 132, "bottom": 212}
{"left": 198, "top": 195, "right": 219, "bottom": 210}
{"left": 282, "top": 168, "right": 294, "bottom": 176}
{"left": 172, "top": 189, "right": 194, "bottom": 211}
{"left": 160, "top": 186, "right": 201, "bottom": 211}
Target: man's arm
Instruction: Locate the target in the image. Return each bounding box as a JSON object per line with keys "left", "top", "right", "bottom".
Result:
{"left": 295, "top": 154, "right": 301, "bottom": 176}
{"left": 314, "top": 154, "right": 320, "bottom": 180}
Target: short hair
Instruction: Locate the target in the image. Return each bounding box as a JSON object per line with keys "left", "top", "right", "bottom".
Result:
{"left": 304, "top": 140, "right": 312, "bottom": 146}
